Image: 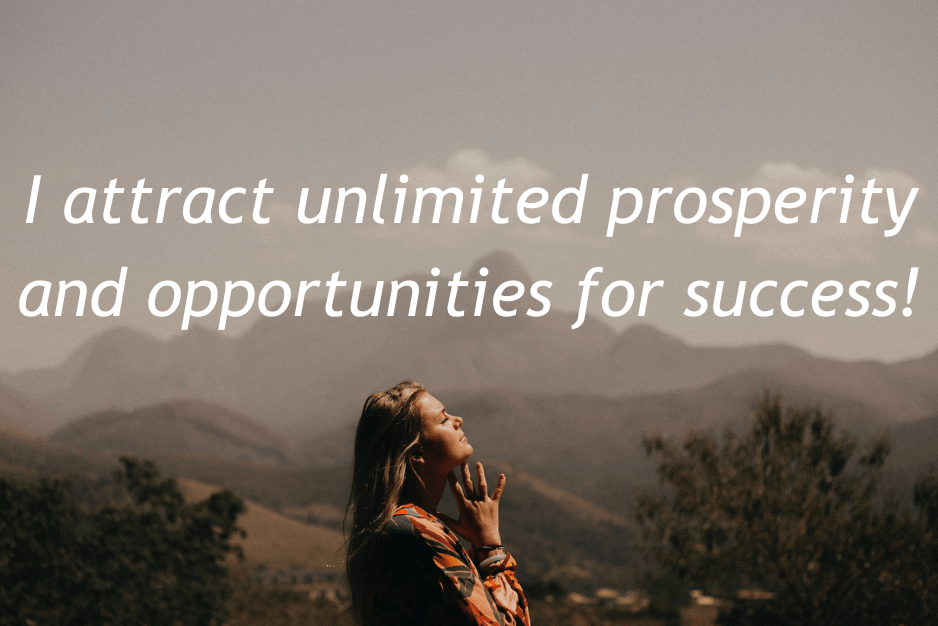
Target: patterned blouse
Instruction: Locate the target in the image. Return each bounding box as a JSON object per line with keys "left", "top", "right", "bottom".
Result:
{"left": 357, "top": 503, "right": 531, "bottom": 626}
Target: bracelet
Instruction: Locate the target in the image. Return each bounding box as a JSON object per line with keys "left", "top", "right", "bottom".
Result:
{"left": 474, "top": 544, "right": 503, "bottom": 554}
{"left": 479, "top": 554, "right": 507, "bottom": 570}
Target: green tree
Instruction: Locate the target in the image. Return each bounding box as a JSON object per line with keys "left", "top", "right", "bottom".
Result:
{"left": 637, "top": 393, "right": 938, "bottom": 626}
{"left": 0, "top": 457, "right": 245, "bottom": 626}
{"left": 0, "top": 476, "right": 84, "bottom": 624}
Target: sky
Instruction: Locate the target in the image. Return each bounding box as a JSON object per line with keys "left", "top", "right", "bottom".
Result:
{"left": 1, "top": 0, "right": 936, "bottom": 373}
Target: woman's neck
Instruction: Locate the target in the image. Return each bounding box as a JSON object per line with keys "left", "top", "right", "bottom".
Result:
{"left": 402, "top": 471, "right": 447, "bottom": 514}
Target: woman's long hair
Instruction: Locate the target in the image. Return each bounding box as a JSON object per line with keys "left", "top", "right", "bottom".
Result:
{"left": 345, "top": 381, "right": 426, "bottom": 605}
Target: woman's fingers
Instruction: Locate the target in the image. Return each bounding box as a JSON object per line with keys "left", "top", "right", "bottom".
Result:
{"left": 491, "top": 473, "right": 506, "bottom": 501}
{"left": 460, "top": 462, "right": 475, "bottom": 498}
{"left": 476, "top": 462, "right": 488, "bottom": 497}
{"left": 440, "top": 467, "right": 505, "bottom": 547}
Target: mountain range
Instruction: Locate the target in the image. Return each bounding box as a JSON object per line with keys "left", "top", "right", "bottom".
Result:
{"left": 2, "top": 250, "right": 936, "bottom": 589}
{"left": 5, "top": 251, "right": 937, "bottom": 441}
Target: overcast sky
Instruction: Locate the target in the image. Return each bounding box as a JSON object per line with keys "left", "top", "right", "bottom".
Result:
{"left": 2, "top": 0, "right": 936, "bottom": 372}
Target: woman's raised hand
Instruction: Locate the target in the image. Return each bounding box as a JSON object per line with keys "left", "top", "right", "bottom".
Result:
{"left": 437, "top": 462, "right": 506, "bottom": 550}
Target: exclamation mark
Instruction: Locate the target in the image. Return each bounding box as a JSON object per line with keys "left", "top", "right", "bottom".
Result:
{"left": 903, "top": 267, "right": 918, "bottom": 317}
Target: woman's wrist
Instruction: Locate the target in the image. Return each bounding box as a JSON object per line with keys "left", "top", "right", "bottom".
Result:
{"left": 473, "top": 544, "right": 505, "bottom": 562}
{"left": 474, "top": 532, "right": 502, "bottom": 549}
{"left": 478, "top": 552, "right": 507, "bottom": 571}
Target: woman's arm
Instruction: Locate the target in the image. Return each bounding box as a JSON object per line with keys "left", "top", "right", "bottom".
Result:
{"left": 377, "top": 505, "right": 530, "bottom": 626}
{"left": 437, "top": 462, "right": 531, "bottom": 626}
{"left": 476, "top": 552, "right": 530, "bottom": 625}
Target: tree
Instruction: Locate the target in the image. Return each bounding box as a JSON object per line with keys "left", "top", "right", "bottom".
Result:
{"left": 637, "top": 393, "right": 938, "bottom": 626}
{"left": 0, "top": 457, "right": 245, "bottom": 626}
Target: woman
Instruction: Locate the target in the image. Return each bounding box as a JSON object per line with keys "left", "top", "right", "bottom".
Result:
{"left": 346, "top": 381, "right": 530, "bottom": 626}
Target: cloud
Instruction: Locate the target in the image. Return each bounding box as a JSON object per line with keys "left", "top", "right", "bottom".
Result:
{"left": 346, "top": 149, "right": 559, "bottom": 248}
{"left": 251, "top": 149, "right": 554, "bottom": 249}
{"left": 261, "top": 200, "right": 305, "bottom": 238}
{"left": 695, "top": 162, "right": 922, "bottom": 267}
{"left": 404, "top": 149, "right": 550, "bottom": 190}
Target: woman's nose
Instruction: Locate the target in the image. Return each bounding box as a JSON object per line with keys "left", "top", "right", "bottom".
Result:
{"left": 454, "top": 415, "right": 464, "bottom": 427}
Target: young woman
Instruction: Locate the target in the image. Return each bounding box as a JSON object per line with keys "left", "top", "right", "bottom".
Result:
{"left": 346, "top": 381, "right": 530, "bottom": 625}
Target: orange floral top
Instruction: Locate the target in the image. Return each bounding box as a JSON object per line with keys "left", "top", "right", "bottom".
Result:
{"left": 358, "top": 503, "right": 531, "bottom": 626}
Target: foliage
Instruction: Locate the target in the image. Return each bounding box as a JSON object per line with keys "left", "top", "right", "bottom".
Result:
{"left": 637, "top": 393, "right": 938, "bottom": 626}
{"left": 0, "top": 457, "right": 245, "bottom": 626}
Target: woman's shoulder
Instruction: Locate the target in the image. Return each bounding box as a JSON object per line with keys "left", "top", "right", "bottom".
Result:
{"left": 383, "top": 504, "right": 460, "bottom": 547}
{"left": 385, "top": 503, "right": 441, "bottom": 533}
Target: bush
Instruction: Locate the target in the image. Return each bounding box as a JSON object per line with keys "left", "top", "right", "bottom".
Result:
{"left": 0, "top": 457, "right": 245, "bottom": 626}
{"left": 637, "top": 393, "right": 938, "bottom": 626}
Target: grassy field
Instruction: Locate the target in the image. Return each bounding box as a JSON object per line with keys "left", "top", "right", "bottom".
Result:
{"left": 179, "top": 478, "right": 345, "bottom": 570}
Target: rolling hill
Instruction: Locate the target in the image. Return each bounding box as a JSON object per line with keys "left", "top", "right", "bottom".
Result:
{"left": 178, "top": 478, "right": 345, "bottom": 570}
{"left": 50, "top": 399, "right": 306, "bottom": 467}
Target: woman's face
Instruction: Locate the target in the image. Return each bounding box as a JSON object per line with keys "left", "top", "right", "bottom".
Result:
{"left": 414, "top": 392, "right": 473, "bottom": 473}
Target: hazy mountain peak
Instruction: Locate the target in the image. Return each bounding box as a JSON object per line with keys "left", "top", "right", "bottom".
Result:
{"left": 78, "top": 326, "right": 169, "bottom": 379}
{"left": 169, "top": 324, "right": 222, "bottom": 345}
{"left": 468, "top": 250, "right": 532, "bottom": 284}
{"left": 166, "top": 324, "right": 232, "bottom": 361}
{"left": 611, "top": 323, "right": 688, "bottom": 354}
{"left": 84, "top": 326, "right": 166, "bottom": 358}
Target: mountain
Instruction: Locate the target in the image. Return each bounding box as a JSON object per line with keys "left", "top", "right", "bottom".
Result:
{"left": 50, "top": 400, "right": 306, "bottom": 467}
{"left": 595, "top": 324, "right": 808, "bottom": 395}
{"left": 895, "top": 346, "right": 938, "bottom": 371}
{"left": 6, "top": 251, "right": 937, "bottom": 438}
{"left": 0, "top": 379, "right": 55, "bottom": 436}
{"left": 766, "top": 355, "right": 938, "bottom": 423}
{"left": 9, "top": 326, "right": 244, "bottom": 432}
{"left": 304, "top": 367, "right": 909, "bottom": 517}
{"left": 226, "top": 251, "right": 618, "bottom": 436}
{"left": 889, "top": 347, "right": 938, "bottom": 408}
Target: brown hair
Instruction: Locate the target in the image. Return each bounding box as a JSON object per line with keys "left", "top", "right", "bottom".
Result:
{"left": 345, "top": 381, "right": 426, "bottom": 608}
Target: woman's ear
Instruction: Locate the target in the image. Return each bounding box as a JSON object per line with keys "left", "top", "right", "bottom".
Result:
{"left": 407, "top": 449, "right": 426, "bottom": 479}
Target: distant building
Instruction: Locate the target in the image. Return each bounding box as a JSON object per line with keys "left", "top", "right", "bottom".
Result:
{"left": 736, "top": 588, "right": 775, "bottom": 601}
{"left": 566, "top": 592, "right": 596, "bottom": 605}
{"left": 615, "top": 590, "right": 651, "bottom": 611}
{"left": 690, "top": 589, "right": 725, "bottom": 607}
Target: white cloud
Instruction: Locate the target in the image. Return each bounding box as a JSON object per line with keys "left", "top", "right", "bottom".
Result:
{"left": 405, "top": 149, "right": 550, "bottom": 190}
{"left": 695, "top": 162, "right": 922, "bottom": 267}
{"left": 346, "top": 149, "right": 558, "bottom": 248}
{"left": 251, "top": 149, "right": 553, "bottom": 250}
{"left": 262, "top": 200, "right": 305, "bottom": 237}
